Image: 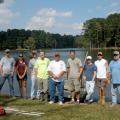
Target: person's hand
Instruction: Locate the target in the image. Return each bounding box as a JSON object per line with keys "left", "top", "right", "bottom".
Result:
{"left": 77, "top": 75, "right": 81, "bottom": 81}
{"left": 106, "top": 72, "right": 111, "bottom": 82}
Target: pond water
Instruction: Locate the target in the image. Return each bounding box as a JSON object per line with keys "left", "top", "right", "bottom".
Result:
{"left": 0, "top": 48, "right": 119, "bottom": 102}
{"left": 0, "top": 48, "right": 86, "bottom": 97}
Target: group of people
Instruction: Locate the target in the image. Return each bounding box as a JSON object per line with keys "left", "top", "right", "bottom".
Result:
{"left": 0, "top": 49, "right": 120, "bottom": 106}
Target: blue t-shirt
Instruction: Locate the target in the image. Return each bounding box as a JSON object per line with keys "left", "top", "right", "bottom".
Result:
{"left": 109, "top": 60, "right": 120, "bottom": 84}
{"left": 84, "top": 63, "right": 97, "bottom": 81}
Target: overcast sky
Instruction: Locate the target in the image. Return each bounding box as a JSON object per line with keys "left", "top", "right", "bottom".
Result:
{"left": 0, "top": 0, "right": 120, "bottom": 35}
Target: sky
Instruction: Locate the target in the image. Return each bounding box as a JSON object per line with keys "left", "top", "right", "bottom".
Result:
{"left": 0, "top": 0, "right": 120, "bottom": 35}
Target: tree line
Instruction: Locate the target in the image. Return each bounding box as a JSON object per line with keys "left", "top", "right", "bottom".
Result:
{"left": 0, "top": 13, "right": 120, "bottom": 50}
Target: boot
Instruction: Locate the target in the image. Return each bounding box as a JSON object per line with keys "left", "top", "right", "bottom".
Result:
{"left": 101, "top": 96, "right": 105, "bottom": 106}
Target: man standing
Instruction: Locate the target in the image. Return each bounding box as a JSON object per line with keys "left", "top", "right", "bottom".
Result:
{"left": 29, "top": 50, "right": 37, "bottom": 99}
{"left": 83, "top": 56, "right": 97, "bottom": 103}
{"left": 67, "top": 50, "right": 83, "bottom": 104}
{"left": 48, "top": 52, "right": 66, "bottom": 105}
{"left": 95, "top": 51, "right": 109, "bottom": 105}
{"left": 109, "top": 51, "right": 120, "bottom": 106}
{"left": 0, "top": 49, "right": 15, "bottom": 96}
{"left": 34, "top": 50, "right": 50, "bottom": 101}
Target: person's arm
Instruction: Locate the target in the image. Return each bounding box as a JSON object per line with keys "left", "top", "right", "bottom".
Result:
{"left": 66, "top": 60, "right": 70, "bottom": 80}
{"left": 105, "top": 60, "right": 110, "bottom": 83}
{"left": 22, "top": 64, "right": 27, "bottom": 79}
{"left": 56, "top": 61, "right": 66, "bottom": 78}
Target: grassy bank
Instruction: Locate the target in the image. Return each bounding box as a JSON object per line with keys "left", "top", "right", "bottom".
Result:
{"left": 0, "top": 95, "right": 120, "bottom": 120}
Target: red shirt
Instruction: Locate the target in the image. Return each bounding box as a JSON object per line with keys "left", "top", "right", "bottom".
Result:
{"left": 15, "top": 59, "right": 27, "bottom": 76}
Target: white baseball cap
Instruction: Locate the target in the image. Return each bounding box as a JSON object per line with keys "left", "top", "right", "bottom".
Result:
{"left": 86, "top": 56, "right": 92, "bottom": 60}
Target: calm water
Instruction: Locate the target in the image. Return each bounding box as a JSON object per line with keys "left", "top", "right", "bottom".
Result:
{"left": 0, "top": 48, "right": 86, "bottom": 97}
{"left": 0, "top": 48, "right": 119, "bottom": 101}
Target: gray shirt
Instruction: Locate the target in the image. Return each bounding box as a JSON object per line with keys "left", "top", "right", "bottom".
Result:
{"left": 67, "top": 57, "right": 82, "bottom": 78}
{"left": 0, "top": 56, "right": 15, "bottom": 75}
{"left": 29, "top": 58, "right": 37, "bottom": 75}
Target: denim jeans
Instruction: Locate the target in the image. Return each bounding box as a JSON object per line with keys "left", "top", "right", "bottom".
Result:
{"left": 111, "top": 84, "right": 120, "bottom": 105}
{"left": 31, "top": 74, "right": 37, "bottom": 98}
{"left": 85, "top": 81, "right": 95, "bottom": 100}
{"left": 0, "top": 74, "right": 14, "bottom": 96}
{"left": 49, "top": 77, "right": 64, "bottom": 102}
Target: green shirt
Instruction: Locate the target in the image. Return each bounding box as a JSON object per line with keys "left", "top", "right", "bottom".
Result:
{"left": 34, "top": 57, "right": 50, "bottom": 79}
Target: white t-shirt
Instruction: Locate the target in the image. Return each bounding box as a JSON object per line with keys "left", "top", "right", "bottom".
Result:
{"left": 48, "top": 60, "right": 66, "bottom": 82}
{"left": 95, "top": 59, "right": 107, "bottom": 79}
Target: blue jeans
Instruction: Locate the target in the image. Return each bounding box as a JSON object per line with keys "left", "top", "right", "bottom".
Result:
{"left": 111, "top": 84, "right": 120, "bottom": 105}
{"left": 31, "top": 75, "right": 37, "bottom": 98}
{"left": 0, "top": 74, "right": 14, "bottom": 96}
{"left": 49, "top": 77, "right": 64, "bottom": 102}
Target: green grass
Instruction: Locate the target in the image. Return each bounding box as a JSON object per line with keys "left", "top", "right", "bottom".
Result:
{"left": 0, "top": 95, "right": 120, "bottom": 120}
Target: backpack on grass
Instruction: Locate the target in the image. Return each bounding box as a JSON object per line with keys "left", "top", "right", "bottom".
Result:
{"left": 0, "top": 105, "right": 6, "bottom": 116}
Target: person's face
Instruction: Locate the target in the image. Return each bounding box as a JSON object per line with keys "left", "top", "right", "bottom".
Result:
{"left": 6, "top": 51, "right": 10, "bottom": 57}
{"left": 113, "top": 54, "right": 120, "bottom": 61}
{"left": 86, "top": 59, "right": 92, "bottom": 64}
{"left": 97, "top": 54, "right": 103, "bottom": 60}
{"left": 32, "top": 53, "right": 37, "bottom": 58}
{"left": 70, "top": 52, "right": 75, "bottom": 59}
{"left": 19, "top": 56, "right": 23, "bottom": 60}
{"left": 54, "top": 54, "right": 60, "bottom": 61}
{"left": 40, "top": 52, "right": 45, "bottom": 59}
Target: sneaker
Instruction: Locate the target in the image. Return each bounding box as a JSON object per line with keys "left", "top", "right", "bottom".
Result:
{"left": 76, "top": 101, "right": 80, "bottom": 104}
{"left": 49, "top": 101, "right": 54, "bottom": 104}
{"left": 88, "top": 99, "right": 94, "bottom": 104}
{"left": 31, "top": 96, "right": 35, "bottom": 100}
{"left": 59, "top": 101, "right": 63, "bottom": 105}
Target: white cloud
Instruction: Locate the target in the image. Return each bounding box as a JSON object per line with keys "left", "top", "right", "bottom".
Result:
{"left": 0, "top": 0, "right": 15, "bottom": 29}
{"left": 26, "top": 8, "right": 72, "bottom": 31}
{"left": 106, "top": 10, "right": 120, "bottom": 16}
{"left": 111, "top": 2, "right": 119, "bottom": 7}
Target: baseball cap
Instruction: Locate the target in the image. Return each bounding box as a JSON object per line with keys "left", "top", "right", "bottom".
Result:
{"left": 5, "top": 49, "right": 10, "bottom": 53}
{"left": 97, "top": 52, "right": 103, "bottom": 56}
{"left": 113, "top": 51, "right": 119, "bottom": 55}
{"left": 86, "top": 56, "right": 92, "bottom": 60}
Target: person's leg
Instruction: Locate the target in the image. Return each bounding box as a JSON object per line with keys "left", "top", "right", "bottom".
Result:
{"left": 36, "top": 79, "right": 43, "bottom": 99}
{"left": 48, "top": 77, "right": 56, "bottom": 102}
{"left": 111, "top": 84, "right": 117, "bottom": 105}
{"left": 18, "top": 79, "right": 22, "bottom": 97}
{"left": 101, "top": 79, "right": 107, "bottom": 105}
{"left": 43, "top": 79, "right": 48, "bottom": 101}
{"left": 57, "top": 80, "right": 64, "bottom": 103}
{"left": 23, "top": 79, "right": 27, "bottom": 98}
{"left": 31, "top": 75, "right": 36, "bottom": 99}
{"left": 7, "top": 74, "right": 14, "bottom": 96}
{"left": 74, "top": 79, "right": 80, "bottom": 103}
{"left": 0, "top": 76, "right": 6, "bottom": 91}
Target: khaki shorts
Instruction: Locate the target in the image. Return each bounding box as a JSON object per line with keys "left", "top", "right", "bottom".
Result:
{"left": 96, "top": 78, "right": 107, "bottom": 88}
{"left": 68, "top": 77, "right": 81, "bottom": 92}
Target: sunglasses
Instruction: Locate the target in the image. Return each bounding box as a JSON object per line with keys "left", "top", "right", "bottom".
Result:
{"left": 97, "top": 54, "right": 102, "bottom": 56}
{"left": 114, "top": 54, "right": 119, "bottom": 56}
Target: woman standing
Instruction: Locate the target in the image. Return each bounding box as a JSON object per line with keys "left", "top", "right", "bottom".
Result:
{"left": 15, "top": 53, "right": 27, "bottom": 98}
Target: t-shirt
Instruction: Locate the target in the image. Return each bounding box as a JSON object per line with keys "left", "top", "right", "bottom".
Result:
{"left": 67, "top": 57, "right": 82, "bottom": 78}
{"left": 29, "top": 58, "right": 37, "bottom": 75}
{"left": 15, "top": 60, "right": 27, "bottom": 76}
{"left": 48, "top": 60, "right": 66, "bottom": 82}
{"left": 0, "top": 56, "right": 15, "bottom": 74}
{"left": 109, "top": 60, "right": 120, "bottom": 84}
{"left": 84, "top": 63, "right": 97, "bottom": 81}
{"left": 34, "top": 58, "right": 50, "bottom": 79}
{"left": 95, "top": 59, "right": 107, "bottom": 79}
